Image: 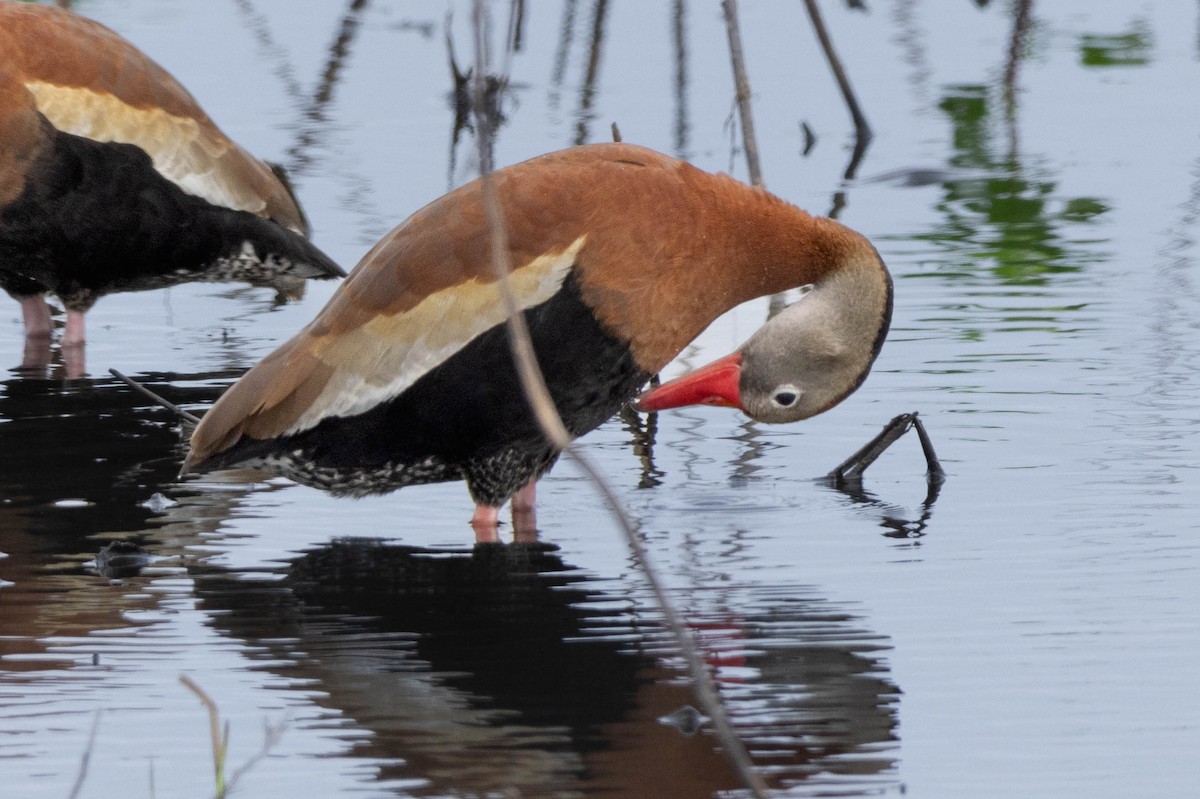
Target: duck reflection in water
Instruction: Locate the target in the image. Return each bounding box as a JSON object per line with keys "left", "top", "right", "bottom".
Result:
{"left": 187, "top": 537, "right": 902, "bottom": 796}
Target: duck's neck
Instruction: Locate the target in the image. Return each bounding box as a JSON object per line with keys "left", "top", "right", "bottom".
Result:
{"left": 730, "top": 196, "right": 893, "bottom": 374}
{"left": 719, "top": 193, "right": 881, "bottom": 299}
{"left": 630, "top": 180, "right": 893, "bottom": 373}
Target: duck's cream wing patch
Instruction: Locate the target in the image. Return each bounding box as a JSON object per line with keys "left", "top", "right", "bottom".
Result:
{"left": 286, "top": 236, "right": 586, "bottom": 434}
{"left": 25, "top": 81, "right": 280, "bottom": 223}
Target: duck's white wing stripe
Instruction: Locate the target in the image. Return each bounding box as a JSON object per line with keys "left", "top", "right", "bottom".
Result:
{"left": 25, "top": 81, "right": 267, "bottom": 216}
{"left": 286, "top": 236, "right": 587, "bottom": 435}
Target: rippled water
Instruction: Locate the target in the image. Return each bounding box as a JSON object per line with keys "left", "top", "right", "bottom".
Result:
{"left": 3, "top": 2, "right": 1200, "bottom": 797}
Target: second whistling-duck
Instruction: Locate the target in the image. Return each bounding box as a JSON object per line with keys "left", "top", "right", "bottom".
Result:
{"left": 0, "top": 4, "right": 343, "bottom": 357}
{"left": 181, "top": 143, "right": 892, "bottom": 537}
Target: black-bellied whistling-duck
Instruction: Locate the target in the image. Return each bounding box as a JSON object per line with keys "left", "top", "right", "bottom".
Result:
{"left": 181, "top": 143, "right": 892, "bottom": 538}
{"left": 0, "top": 4, "right": 344, "bottom": 363}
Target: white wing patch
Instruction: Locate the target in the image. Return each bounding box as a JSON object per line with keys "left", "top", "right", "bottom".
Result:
{"left": 287, "top": 236, "right": 587, "bottom": 434}
{"left": 24, "top": 81, "right": 267, "bottom": 216}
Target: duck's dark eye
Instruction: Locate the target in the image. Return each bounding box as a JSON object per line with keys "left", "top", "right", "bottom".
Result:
{"left": 773, "top": 390, "right": 798, "bottom": 407}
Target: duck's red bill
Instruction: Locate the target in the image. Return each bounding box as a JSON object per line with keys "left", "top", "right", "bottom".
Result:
{"left": 634, "top": 352, "right": 743, "bottom": 411}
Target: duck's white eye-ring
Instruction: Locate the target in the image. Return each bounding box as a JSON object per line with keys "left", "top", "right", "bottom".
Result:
{"left": 772, "top": 385, "right": 802, "bottom": 407}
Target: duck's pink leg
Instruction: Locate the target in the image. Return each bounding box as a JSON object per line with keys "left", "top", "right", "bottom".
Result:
{"left": 62, "top": 310, "right": 86, "bottom": 348}
{"left": 510, "top": 479, "right": 538, "bottom": 542}
{"left": 471, "top": 504, "right": 501, "bottom": 544}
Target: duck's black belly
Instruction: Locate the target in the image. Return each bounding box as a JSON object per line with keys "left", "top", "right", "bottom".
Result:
{"left": 0, "top": 125, "right": 302, "bottom": 308}
{"left": 248, "top": 271, "right": 650, "bottom": 505}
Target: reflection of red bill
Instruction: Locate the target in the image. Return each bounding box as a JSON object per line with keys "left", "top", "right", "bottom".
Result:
{"left": 691, "top": 619, "right": 748, "bottom": 679}
{"left": 634, "top": 352, "right": 744, "bottom": 411}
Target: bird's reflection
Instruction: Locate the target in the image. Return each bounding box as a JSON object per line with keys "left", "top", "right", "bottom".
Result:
{"left": 0, "top": 370, "right": 235, "bottom": 663}
{"left": 0, "top": 371, "right": 219, "bottom": 531}
{"left": 0, "top": 369, "right": 904, "bottom": 796}
{"left": 0, "top": 367, "right": 285, "bottom": 585}
{"left": 189, "top": 536, "right": 901, "bottom": 796}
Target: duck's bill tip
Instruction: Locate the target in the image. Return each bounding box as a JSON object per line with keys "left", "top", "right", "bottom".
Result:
{"left": 634, "top": 352, "right": 743, "bottom": 412}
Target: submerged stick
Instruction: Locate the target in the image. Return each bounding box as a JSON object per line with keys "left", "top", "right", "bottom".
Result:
{"left": 826, "top": 411, "right": 945, "bottom": 486}
{"left": 912, "top": 413, "right": 947, "bottom": 482}
{"left": 109, "top": 368, "right": 201, "bottom": 426}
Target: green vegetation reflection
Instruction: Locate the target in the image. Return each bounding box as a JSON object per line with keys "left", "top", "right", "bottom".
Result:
{"left": 908, "top": 84, "right": 1110, "bottom": 288}
{"left": 1080, "top": 20, "right": 1152, "bottom": 68}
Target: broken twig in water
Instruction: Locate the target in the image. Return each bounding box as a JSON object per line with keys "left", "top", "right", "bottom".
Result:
{"left": 109, "top": 368, "right": 201, "bottom": 426}
{"left": 826, "top": 411, "right": 946, "bottom": 487}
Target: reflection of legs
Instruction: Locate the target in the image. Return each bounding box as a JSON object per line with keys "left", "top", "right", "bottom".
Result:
{"left": 510, "top": 479, "right": 537, "bottom": 542}
{"left": 18, "top": 295, "right": 53, "bottom": 372}
{"left": 15, "top": 296, "right": 86, "bottom": 377}
{"left": 62, "top": 311, "right": 86, "bottom": 378}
